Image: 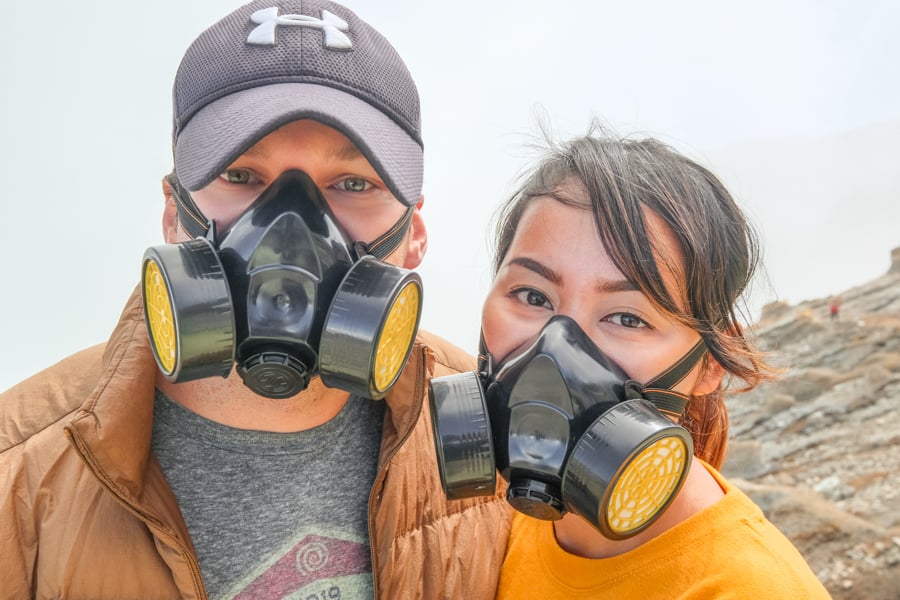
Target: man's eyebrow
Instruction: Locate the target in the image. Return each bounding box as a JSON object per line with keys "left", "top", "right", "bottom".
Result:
{"left": 332, "top": 140, "right": 364, "bottom": 161}
{"left": 507, "top": 256, "right": 639, "bottom": 293}
{"left": 239, "top": 139, "right": 364, "bottom": 161}
{"left": 242, "top": 143, "right": 268, "bottom": 159}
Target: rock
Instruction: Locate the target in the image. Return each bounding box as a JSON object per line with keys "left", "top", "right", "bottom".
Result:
{"left": 759, "top": 299, "right": 793, "bottom": 324}
{"left": 890, "top": 246, "right": 900, "bottom": 275}
{"left": 722, "top": 248, "right": 900, "bottom": 600}
{"left": 721, "top": 439, "right": 769, "bottom": 479}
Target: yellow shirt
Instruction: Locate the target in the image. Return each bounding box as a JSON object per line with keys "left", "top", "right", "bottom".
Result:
{"left": 496, "top": 463, "right": 831, "bottom": 599}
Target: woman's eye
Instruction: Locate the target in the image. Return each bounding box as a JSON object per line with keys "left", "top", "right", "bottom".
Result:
{"left": 337, "top": 177, "right": 372, "bottom": 192}
{"left": 606, "top": 312, "right": 649, "bottom": 329}
{"left": 218, "top": 169, "right": 259, "bottom": 185}
{"left": 512, "top": 288, "right": 552, "bottom": 309}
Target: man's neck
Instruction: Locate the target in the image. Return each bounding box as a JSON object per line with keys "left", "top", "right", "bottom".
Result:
{"left": 156, "top": 371, "right": 352, "bottom": 432}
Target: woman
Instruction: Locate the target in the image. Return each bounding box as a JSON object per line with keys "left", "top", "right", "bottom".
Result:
{"left": 478, "top": 127, "right": 830, "bottom": 597}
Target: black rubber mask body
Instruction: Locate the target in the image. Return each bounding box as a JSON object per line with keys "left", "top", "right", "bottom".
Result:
{"left": 220, "top": 171, "right": 354, "bottom": 393}
{"left": 487, "top": 315, "right": 632, "bottom": 508}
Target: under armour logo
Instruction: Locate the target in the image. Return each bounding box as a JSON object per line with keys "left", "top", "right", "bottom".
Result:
{"left": 247, "top": 7, "right": 352, "bottom": 49}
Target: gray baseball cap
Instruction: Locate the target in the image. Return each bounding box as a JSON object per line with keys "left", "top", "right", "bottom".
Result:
{"left": 172, "top": 0, "right": 423, "bottom": 206}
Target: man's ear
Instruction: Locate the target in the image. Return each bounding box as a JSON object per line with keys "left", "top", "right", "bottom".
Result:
{"left": 402, "top": 196, "right": 427, "bottom": 269}
{"left": 162, "top": 176, "right": 179, "bottom": 243}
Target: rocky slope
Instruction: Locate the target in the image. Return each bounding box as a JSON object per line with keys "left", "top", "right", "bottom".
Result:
{"left": 721, "top": 247, "right": 900, "bottom": 599}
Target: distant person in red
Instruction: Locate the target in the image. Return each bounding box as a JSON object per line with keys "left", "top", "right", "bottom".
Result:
{"left": 830, "top": 296, "right": 843, "bottom": 320}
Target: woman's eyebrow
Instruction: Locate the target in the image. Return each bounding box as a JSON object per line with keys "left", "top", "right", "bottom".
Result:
{"left": 508, "top": 256, "right": 638, "bottom": 294}
{"left": 508, "top": 257, "right": 561, "bottom": 284}
{"left": 595, "top": 279, "right": 639, "bottom": 294}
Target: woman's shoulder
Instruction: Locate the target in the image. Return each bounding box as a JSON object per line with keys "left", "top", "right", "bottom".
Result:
{"left": 669, "top": 463, "right": 832, "bottom": 598}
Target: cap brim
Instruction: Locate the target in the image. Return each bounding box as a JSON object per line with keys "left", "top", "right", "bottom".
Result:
{"left": 174, "top": 83, "right": 423, "bottom": 206}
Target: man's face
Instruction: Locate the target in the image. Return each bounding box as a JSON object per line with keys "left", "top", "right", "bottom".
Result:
{"left": 171, "top": 119, "right": 422, "bottom": 268}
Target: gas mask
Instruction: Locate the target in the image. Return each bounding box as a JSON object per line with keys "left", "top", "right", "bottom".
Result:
{"left": 141, "top": 170, "right": 422, "bottom": 400}
{"left": 429, "top": 315, "right": 707, "bottom": 539}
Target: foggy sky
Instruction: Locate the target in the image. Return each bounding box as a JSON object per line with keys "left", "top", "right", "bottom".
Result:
{"left": 2, "top": 0, "right": 899, "bottom": 390}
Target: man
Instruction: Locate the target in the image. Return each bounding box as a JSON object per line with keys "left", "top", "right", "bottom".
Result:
{"left": 0, "top": 1, "right": 510, "bottom": 598}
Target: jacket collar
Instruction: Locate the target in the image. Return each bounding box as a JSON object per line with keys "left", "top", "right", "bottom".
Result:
{"left": 66, "top": 286, "right": 159, "bottom": 501}
{"left": 377, "top": 337, "right": 431, "bottom": 469}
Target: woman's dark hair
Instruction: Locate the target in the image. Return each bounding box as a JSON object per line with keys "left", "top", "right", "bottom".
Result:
{"left": 492, "top": 125, "right": 775, "bottom": 467}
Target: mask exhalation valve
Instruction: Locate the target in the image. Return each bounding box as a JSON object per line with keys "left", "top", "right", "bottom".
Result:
{"left": 237, "top": 351, "right": 309, "bottom": 399}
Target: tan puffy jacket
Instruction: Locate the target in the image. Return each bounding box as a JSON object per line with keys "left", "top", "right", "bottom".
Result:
{"left": 0, "top": 289, "right": 512, "bottom": 599}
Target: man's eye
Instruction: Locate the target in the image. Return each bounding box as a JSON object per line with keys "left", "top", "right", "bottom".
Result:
{"left": 218, "top": 169, "right": 257, "bottom": 184}
{"left": 339, "top": 177, "right": 372, "bottom": 192}
{"left": 607, "top": 312, "right": 648, "bottom": 329}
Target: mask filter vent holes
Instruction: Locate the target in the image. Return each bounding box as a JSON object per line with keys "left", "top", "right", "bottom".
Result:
{"left": 373, "top": 282, "right": 420, "bottom": 392}
{"left": 562, "top": 399, "right": 693, "bottom": 539}
{"left": 144, "top": 260, "right": 178, "bottom": 374}
{"left": 606, "top": 435, "right": 689, "bottom": 535}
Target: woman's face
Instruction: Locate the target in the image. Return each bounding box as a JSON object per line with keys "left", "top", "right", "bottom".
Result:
{"left": 482, "top": 184, "right": 711, "bottom": 396}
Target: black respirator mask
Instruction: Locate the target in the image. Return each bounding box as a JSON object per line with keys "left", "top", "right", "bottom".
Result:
{"left": 429, "top": 315, "right": 707, "bottom": 539}
{"left": 141, "top": 170, "right": 422, "bottom": 400}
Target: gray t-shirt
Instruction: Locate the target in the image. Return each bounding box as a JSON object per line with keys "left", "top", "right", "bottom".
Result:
{"left": 151, "top": 389, "right": 385, "bottom": 600}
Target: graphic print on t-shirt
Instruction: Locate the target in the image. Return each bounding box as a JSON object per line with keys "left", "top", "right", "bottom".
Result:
{"left": 223, "top": 528, "right": 373, "bottom": 599}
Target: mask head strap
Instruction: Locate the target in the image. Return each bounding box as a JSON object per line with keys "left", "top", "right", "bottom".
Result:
{"left": 635, "top": 339, "right": 708, "bottom": 419}
{"left": 356, "top": 205, "right": 415, "bottom": 261}
{"left": 476, "top": 331, "right": 494, "bottom": 377}
{"left": 166, "top": 172, "right": 210, "bottom": 240}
